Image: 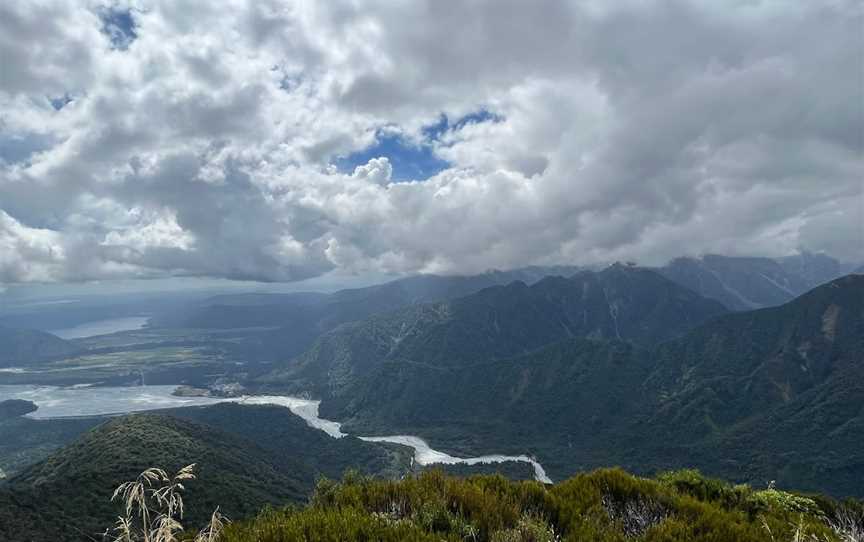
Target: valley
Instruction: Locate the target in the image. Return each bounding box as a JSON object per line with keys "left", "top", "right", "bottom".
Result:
{"left": 1, "top": 257, "right": 861, "bottom": 540}
{"left": 0, "top": 384, "right": 552, "bottom": 484}
{"left": 4, "top": 3, "right": 861, "bottom": 539}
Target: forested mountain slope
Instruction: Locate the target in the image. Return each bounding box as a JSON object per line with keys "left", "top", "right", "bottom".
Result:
{"left": 0, "top": 327, "right": 81, "bottom": 367}
{"left": 639, "top": 273, "right": 864, "bottom": 495}
{"left": 151, "top": 266, "right": 581, "bottom": 361}
{"left": 264, "top": 265, "right": 726, "bottom": 399}
{"left": 0, "top": 403, "right": 413, "bottom": 542}
{"left": 267, "top": 275, "right": 863, "bottom": 497}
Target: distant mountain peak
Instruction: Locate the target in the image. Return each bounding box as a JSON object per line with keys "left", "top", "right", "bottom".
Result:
{"left": 655, "top": 253, "right": 856, "bottom": 311}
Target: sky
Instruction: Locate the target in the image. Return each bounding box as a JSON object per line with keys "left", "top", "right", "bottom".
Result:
{"left": 0, "top": 0, "right": 862, "bottom": 289}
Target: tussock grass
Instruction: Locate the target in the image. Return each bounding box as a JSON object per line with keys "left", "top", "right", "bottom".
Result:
{"left": 107, "top": 464, "right": 227, "bottom": 542}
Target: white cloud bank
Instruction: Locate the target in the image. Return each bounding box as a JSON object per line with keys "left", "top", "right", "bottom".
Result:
{"left": 0, "top": 0, "right": 861, "bottom": 283}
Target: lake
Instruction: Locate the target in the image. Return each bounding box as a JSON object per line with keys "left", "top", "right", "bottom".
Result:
{"left": 50, "top": 316, "right": 150, "bottom": 339}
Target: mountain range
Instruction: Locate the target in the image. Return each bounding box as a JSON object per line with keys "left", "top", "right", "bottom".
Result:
{"left": 155, "top": 253, "right": 856, "bottom": 332}
{"left": 261, "top": 264, "right": 727, "bottom": 399}
{"left": 144, "top": 253, "right": 857, "bottom": 366}
{"left": 0, "top": 253, "right": 861, "bottom": 540}
{"left": 264, "top": 270, "right": 862, "bottom": 497}
{"left": 150, "top": 265, "right": 582, "bottom": 362}
{"left": 655, "top": 252, "right": 857, "bottom": 311}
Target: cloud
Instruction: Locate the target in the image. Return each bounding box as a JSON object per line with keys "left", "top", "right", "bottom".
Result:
{"left": 0, "top": 210, "right": 65, "bottom": 282}
{"left": 351, "top": 157, "right": 392, "bottom": 185}
{"left": 0, "top": 0, "right": 861, "bottom": 284}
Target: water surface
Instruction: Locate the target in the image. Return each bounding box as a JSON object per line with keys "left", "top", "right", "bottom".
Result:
{"left": 0, "top": 385, "right": 230, "bottom": 417}
{"left": 0, "top": 385, "right": 551, "bottom": 482}
{"left": 360, "top": 435, "right": 551, "bottom": 483}
{"left": 50, "top": 316, "right": 150, "bottom": 339}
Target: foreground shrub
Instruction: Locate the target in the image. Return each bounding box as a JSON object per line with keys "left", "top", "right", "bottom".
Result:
{"left": 218, "top": 468, "right": 859, "bottom": 542}
{"left": 99, "top": 465, "right": 860, "bottom": 542}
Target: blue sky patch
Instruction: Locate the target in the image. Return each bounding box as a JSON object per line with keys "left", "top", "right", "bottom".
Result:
{"left": 271, "top": 65, "right": 303, "bottom": 93}
{"left": 49, "top": 94, "right": 73, "bottom": 111}
{"left": 338, "top": 110, "right": 502, "bottom": 182}
{"left": 422, "top": 109, "right": 503, "bottom": 141}
{"left": 99, "top": 7, "right": 137, "bottom": 50}
{"left": 337, "top": 131, "right": 450, "bottom": 182}
{"left": 0, "top": 132, "right": 54, "bottom": 165}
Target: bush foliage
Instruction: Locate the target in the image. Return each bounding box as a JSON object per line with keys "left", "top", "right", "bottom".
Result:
{"left": 221, "top": 468, "right": 861, "bottom": 542}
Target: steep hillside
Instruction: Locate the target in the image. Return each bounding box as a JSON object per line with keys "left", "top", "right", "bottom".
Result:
{"left": 693, "top": 370, "right": 864, "bottom": 497}
{"left": 0, "top": 327, "right": 81, "bottom": 367}
{"left": 646, "top": 274, "right": 863, "bottom": 437}
{"left": 280, "top": 275, "right": 862, "bottom": 497}
{"left": 382, "top": 266, "right": 720, "bottom": 362}
{"left": 0, "top": 413, "right": 102, "bottom": 479}
{"left": 330, "top": 338, "right": 647, "bottom": 453}
{"left": 638, "top": 274, "right": 864, "bottom": 494}
{"left": 151, "top": 267, "right": 580, "bottom": 361}
{"left": 165, "top": 402, "right": 410, "bottom": 480}
{"left": 1, "top": 414, "right": 315, "bottom": 540}
{"left": 0, "top": 490, "right": 69, "bottom": 541}
{"left": 0, "top": 401, "right": 411, "bottom": 490}
{"left": 264, "top": 265, "right": 726, "bottom": 399}
{"left": 151, "top": 291, "right": 329, "bottom": 329}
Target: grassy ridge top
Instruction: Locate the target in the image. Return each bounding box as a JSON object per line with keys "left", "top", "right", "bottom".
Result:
{"left": 223, "top": 468, "right": 863, "bottom": 542}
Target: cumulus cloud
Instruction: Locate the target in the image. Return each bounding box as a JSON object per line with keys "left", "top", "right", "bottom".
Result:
{"left": 0, "top": 0, "right": 861, "bottom": 284}
{"left": 351, "top": 157, "right": 392, "bottom": 185}
{"left": 0, "top": 210, "right": 65, "bottom": 282}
